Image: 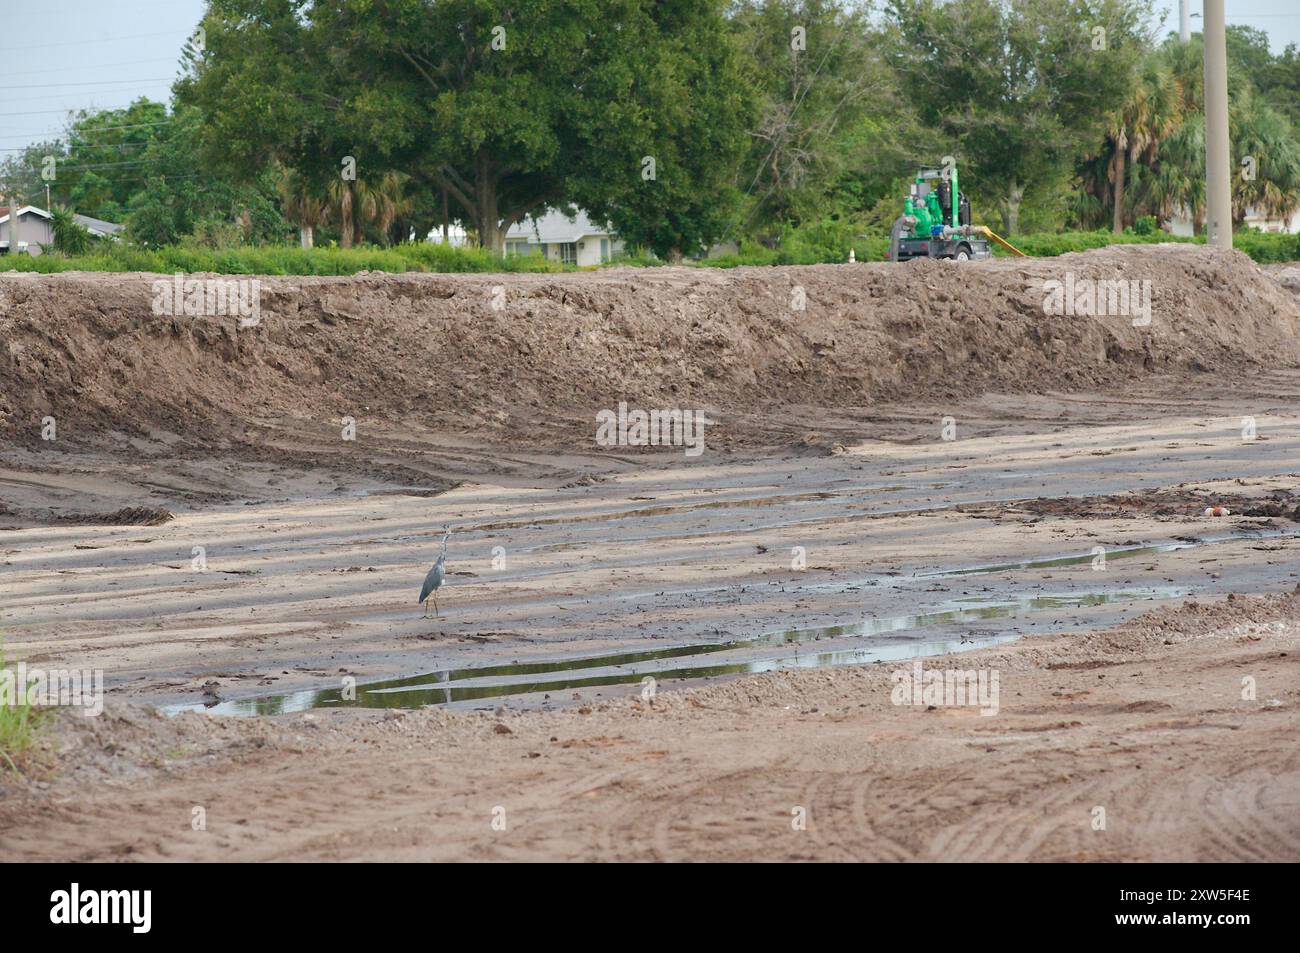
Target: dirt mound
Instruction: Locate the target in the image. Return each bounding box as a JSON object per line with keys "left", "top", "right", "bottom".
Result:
{"left": 2, "top": 245, "right": 1298, "bottom": 451}
{"left": 52, "top": 505, "right": 174, "bottom": 526}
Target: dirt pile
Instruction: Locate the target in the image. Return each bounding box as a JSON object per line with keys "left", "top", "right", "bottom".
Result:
{"left": 2, "top": 245, "right": 1298, "bottom": 450}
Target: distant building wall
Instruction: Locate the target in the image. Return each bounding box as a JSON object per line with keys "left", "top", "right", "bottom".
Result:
{"left": 0, "top": 211, "right": 55, "bottom": 255}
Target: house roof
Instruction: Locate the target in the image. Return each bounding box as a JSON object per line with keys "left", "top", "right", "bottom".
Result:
{"left": 0, "top": 205, "right": 122, "bottom": 235}
{"left": 0, "top": 205, "right": 52, "bottom": 224}
{"left": 505, "top": 209, "right": 615, "bottom": 244}
{"left": 73, "top": 213, "right": 123, "bottom": 236}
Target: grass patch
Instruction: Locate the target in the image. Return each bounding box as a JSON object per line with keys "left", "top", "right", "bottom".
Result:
{"left": 0, "top": 644, "right": 45, "bottom": 775}
{"left": 2, "top": 229, "right": 1295, "bottom": 277}
{"left": 0, "top": 241, "right": 570, "bottom": 277}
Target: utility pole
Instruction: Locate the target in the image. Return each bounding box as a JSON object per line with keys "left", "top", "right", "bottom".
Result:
{"left": 1179, "top": 0, "right": 1190, "bottom": 43}
{"left": 1203, "top": 0, "right": 1232, "bottom": 248}
{"left": 5, "top": 190, "right": 18, "bottom": 256}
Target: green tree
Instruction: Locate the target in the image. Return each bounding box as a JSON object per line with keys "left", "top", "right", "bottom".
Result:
{"left": 179, "top": 0, "right": 753, "bottom": 258}
{"left": 1258, "top": 43, "right": 1300, "bottom": 129}
{"left": 2, "top": 99, "right": 290, "bottom": 246}
{"left": 728, "top": 0, "right": 895, "bottom": 237}
{"left": 1103, "top": 57, "right": 1183, "bottom": 232}
{"left": 278, "top": 168, "right": 332, "bottom": 249}
{"left": 885, "top": 0, "right": 1152, "bottom": 234}
{"left": 49, "top": 205, "right": 95, "bottom": 255}
{"left": 570, "top": 1, "right": 755, "bottom": 259}
{"left": 1101, "top": 33, "right": 1300, "bottom": 236}
{"left": 1230, "top": 87, "right": 1300, "bottom": 227}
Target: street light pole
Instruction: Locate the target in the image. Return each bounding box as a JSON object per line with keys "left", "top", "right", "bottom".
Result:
{"left": 1203, "top": 0, "right": 1232, "bottom": 248}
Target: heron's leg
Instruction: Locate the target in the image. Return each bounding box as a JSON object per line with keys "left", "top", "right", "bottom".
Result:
{"left": 434, "top": 593, "right": 440, "bottom": 618}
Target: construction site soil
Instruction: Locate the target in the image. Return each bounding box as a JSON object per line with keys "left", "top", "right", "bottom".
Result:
{"left": 2, "top": 244, "right": 1298, "bottom": 861}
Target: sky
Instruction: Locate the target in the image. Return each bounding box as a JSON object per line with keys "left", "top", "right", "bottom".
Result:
{"left": 1, "top": 1, "right": 1298, "bottom": 162}
{"left": 1, "top": 0, "right": 206, "bottom": 163}
{"left": 1153, "top": 0, "right": 1300, "bottom": 51}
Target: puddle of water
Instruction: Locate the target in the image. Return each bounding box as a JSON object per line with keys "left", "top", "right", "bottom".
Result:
{"left": 169, "top": 586, "right": 1182, "bottom": 716}
{"left": 914, "top": 530, "right": 1295, "bottom": 578}
{"left": 191, "top": 633, "right": 1022, "bottom": 715}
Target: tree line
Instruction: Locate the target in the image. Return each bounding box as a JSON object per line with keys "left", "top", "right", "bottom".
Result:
{"left": 4, "top": 0, "right": 1298, "bottom": 258}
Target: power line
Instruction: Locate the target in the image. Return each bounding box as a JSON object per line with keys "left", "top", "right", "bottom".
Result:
{"left": 0, "top": 141, "right": 160, "bottom": 153}
{"left": 15, "top": 158, "right": 158, "bottom": 171}
{"left": 7, "top": 58, "right": 180, "bottom": 79}
{"left": 0, "top": 86, "right": 173, "bottom": 107}
{"left": 0, "top": 119, "right": 174, "bottom": 142}
{"left": 57, "top": 0, "right": 203, "bottom": 9}
{"left": 1, "top": 129, "right": 189, "bottom": 157}
{"left": 6, "top": 77, "right": 174, "bottom": 90}
{"left": 0, "top": 30, "right": 187, "bottom": 53}
{"left": 0, "top": 107, "right": 105, "bottom": 117}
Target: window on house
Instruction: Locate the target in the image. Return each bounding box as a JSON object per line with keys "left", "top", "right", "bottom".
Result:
{"left": 600, "top": 238, "right": 610, "bottom": 262}
{"left": 559, "top": 242, "right": 577, "bottom": 265}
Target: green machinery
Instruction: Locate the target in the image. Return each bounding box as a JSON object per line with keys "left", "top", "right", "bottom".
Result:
{"left": 887, "top": 163, "right": 1025, "bottom": 262}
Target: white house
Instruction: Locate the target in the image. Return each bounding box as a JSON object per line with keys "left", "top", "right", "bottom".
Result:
{"left": 504, "top": 209, "right": 623, "bottom": 265}
{"left": 1242, "top": 207, "right": 1300, "bottom": 234}
{"left": 0, "top": 205, "right": 122, "bottom": 255}
{"left": 1167, "top": 204, "right": 1300, "bottom": 236}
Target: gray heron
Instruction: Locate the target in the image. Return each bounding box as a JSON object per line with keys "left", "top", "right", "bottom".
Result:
{"left": 419, "top": 527, "right": 451, "bottom": 617}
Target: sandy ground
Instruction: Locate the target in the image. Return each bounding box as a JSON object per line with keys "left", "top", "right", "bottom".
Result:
{"left": 3, "top": 387, "right": 1300, "bottom": 860}
{"left": 4, "top": 378, "right": 1300, "bottom": 709}
{"left": 1, "top": 588, "right": 1296, "bottom": 862}
{"left": 2, "top": 250, "right": 1300, "bottom": 861}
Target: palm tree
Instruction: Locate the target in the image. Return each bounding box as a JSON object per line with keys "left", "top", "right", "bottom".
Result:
{"left": 1143, "top": 72, "right": 1300, "bottom": 235}
{"left": 1105, "top": 59, "right": 1183, "bottom": 233}
{"left": 1139, "top": 39, "right": 1204, "bottom": 232}
{"left": 326, "top": 171, "right": 413, "bottom": 247}
{"left": 370, "top": 172, "right": 412, "bottom": 245}
{"left": 49, "top": 205, "right": 94, "bottom": 255}
{"left": 278, "top": 169, "right": 331, "bottom": 249}
{"left": 1229, "top": 89, "right": 1300, "bottom": 226}
{"left": 1147, "top": 114, "right": 1204, "bottom": 230}
{"left": 329, "top": 177, "right": 383, "bottom": 248}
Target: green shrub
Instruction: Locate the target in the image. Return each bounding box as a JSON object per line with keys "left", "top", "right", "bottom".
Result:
{"left": 999, "top": 230, "right": 1197, "bottom": 257}
{"left": 0, "top": 643, "right": 44, "bottom": 774}
{"left": 2, "top": 228, "right": 1295, "bottom": 277}
{"left": 0, "top": 241, "right": 572, "bottom": 276}
{"left": 606, "top": 248, "right": 664, "bottom": 268}
{"left": 1133, "top": 215, "right": 1159, "bottom": 235}
{"left": 1232, "top": 230, "right": 1300, "bottom": 264}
